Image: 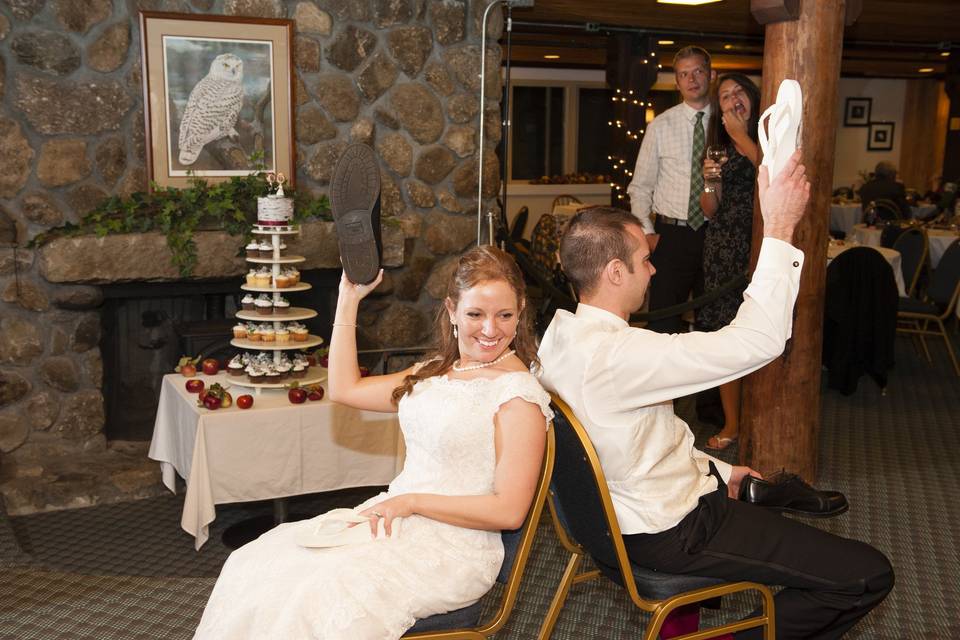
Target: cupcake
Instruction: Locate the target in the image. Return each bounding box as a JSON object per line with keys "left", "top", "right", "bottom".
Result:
{"left": 291, "top": 362, "right": 306, "bottom": 379}
{"left": 255, "top": 296, "right": 273, "bottom": 316}
{"left": 258, "top": 240, "right": 274, "bottom": 258}
{"left": 245, "top": 241, "right": 260, "bottom": 258}
{"left": 228, "top": 355, "right": 245, "bottom": 376}
{"left": 264, "top": 369, "right": 281, "bottom": 385}
{"left": 293, "top": 326, "right": 309, "bottom": 342}
{"left": 232, "top": 323, "right": 247, "bottom": 339}
{"left": 246, "top": 325, "right": 261, "bottom": 342}
{"left": 261, "top": 326, "right": 276, "bottom": 343}
{"left": 276, "top": 361, "right": 292, "bottom": 380}
{"left": 275, "top": 273, "right": 291, "bottom": 289}
{"left": 241, "top": 293, "right": 255, "bottom": 311}
{"left": 276, "top": 327, "right": 290, "bottom": 344}
{"left": 254, "top": 268, "right": 271, "bottom": 288}
{"left": 287, "top": 268, "right": 301, "bottom": 285}
{"left": 274, "top": 297, "right": 290, "bottom": 315}
{"left": 245, "top": 269, "right": 258, "bottom": 286}
{"left": 247, "top": 366, "right": 266, "bottom": 383}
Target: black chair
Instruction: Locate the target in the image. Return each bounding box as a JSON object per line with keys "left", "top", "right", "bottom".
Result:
{"left": 891, "top": 228, "right": 928, "bottom": 297}
{"left": 823, "top": 247, "right": 899, "bottom": 395}
{"left": 873, "top": 198, "right": 904, "bottom": 221}
{"left": 402, "top": 428, "right": 555, "bottom": 639}
{"left": 879, "top": 223, "right": 907, "bottom": 248}
{"left": 538, "top": 394, "right": 775, "bottom": 640}
{"left": 510, "top": 206, "right": 529, "bottom": 244}
{"left": 897, "top": 239, "right": 960, "bottom": 377}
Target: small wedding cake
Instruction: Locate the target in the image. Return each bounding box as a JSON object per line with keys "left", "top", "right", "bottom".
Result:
{"left": 257, "top": 195, "right": 293, "bottom": 227}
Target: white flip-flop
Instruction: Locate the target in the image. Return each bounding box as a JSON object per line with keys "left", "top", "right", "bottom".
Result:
{"left": 759, "top": 79, "right": 802, "bottom": 181}
{"left": 295, "top": 508, "right": 402, "bottom": 548}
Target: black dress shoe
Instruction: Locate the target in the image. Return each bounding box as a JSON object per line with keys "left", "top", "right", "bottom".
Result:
{"left": 330, "top": 144, "right": 382, "bottom": 285}
{"left": 739, "top": 471, "right": 849, "bottom": 518}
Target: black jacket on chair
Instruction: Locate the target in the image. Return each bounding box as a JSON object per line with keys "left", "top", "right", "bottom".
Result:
{"left": 823, "top": 247, "right": 898, "bottom": 395}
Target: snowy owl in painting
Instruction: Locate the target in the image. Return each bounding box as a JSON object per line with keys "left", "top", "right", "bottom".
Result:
{"left": 177, "top": 53, "right": 244, "bottom": 166}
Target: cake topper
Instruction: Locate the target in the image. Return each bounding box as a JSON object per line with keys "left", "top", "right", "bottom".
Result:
{"left": 275, "top": 172, "right": 286, "bottom": 197}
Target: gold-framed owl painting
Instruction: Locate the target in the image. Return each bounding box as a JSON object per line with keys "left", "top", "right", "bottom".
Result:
{"left": 140, "top": 13, "right": 294, "bottom": 190}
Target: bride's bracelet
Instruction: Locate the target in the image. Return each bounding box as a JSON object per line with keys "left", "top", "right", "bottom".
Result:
{"left": 332, "top": 322, "right": 357, "bottom": 328}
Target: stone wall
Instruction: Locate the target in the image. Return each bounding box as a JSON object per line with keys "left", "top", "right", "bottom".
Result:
{"left": 0, "top": 0, "right": 501, "bottom": 513}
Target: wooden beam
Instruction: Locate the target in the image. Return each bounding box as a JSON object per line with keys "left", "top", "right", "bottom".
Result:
{"left": 740, "top": 0, "right": 846, "bottom": 481}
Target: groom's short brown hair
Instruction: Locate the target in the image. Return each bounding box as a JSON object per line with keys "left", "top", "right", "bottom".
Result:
{"left": 560, "top": 207, "right": 644, "bottom": 297}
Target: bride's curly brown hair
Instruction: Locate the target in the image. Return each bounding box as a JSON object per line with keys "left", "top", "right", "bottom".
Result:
{"left": 391, "top": 245, "right": 539, "bottom": 404}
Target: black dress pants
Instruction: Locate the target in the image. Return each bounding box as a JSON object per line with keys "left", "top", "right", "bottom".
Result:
{"left": 647, "top": 217, "right": 706, "bottom": 334}
{"left": 622, "top": 486, "right": 894, "bottom": 639}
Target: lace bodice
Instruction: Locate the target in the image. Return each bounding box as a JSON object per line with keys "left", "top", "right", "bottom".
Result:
{"left": 390, "top": 370, "right": 553, "bottom": 497}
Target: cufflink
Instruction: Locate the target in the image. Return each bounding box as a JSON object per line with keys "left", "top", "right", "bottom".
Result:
{"left": 792, "top": 261, "right": 800, "bottom": 267}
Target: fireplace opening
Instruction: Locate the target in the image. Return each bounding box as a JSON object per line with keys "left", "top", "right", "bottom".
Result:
{"left": 100, "top": 270, "right": 339, "bottom": 441}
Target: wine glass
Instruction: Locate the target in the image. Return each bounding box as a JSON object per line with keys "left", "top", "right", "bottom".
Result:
{"left": 705, "top": 145, "right": 727, "bottom": 187}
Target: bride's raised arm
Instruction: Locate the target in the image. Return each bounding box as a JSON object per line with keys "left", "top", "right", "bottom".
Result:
{"left": 327, "top": 270, "right": 415, "bottom": 413}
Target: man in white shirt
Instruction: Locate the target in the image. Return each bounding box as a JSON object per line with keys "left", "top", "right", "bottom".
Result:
{"left": 540, "top": 153, "right": 893, "bottom": 639}
{"left": 627, "top": 46, "right": 713, "bottom": 333}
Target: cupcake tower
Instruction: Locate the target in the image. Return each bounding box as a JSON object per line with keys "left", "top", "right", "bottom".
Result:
{"left": 229, "top": 176, "right": 325, "bottom": 392}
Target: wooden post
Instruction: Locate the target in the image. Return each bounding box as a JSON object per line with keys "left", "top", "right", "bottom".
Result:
{"left": 739, "top": 0, "right": 848, "bottom": 480}
{"left": 942, "top": 56, "right": 960, "bottom": 182}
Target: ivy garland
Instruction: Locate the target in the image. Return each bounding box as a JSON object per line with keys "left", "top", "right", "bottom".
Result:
{"left": 29, "top": 172, "right": 331, "bottom": 277}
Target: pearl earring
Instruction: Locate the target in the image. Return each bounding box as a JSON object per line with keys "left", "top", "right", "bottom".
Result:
{"left": 453, "top": 324, "right": 458, "bottom": 338}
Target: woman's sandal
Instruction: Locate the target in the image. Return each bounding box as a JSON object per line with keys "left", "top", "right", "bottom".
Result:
{"left": 705, "top": 435, "right": 738, "bottom": 451}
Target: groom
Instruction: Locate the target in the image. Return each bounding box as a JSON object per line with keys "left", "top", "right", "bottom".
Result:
{"left": 538, "top": 152, "right": 893, "bottom": 638}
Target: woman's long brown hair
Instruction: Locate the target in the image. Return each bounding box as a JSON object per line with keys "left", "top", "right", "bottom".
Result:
{"left": 390, "top": 245, "right": 539, "bottom": 404}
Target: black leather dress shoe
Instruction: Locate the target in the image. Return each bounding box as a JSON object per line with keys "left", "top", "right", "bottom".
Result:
{"left": 739, "top": 472, "right": 849, "bottom": 518}
{"left": 330, "top": 144, "right": 382, "bottom": 285}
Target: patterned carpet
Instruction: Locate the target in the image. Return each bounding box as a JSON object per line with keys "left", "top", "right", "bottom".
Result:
{"left": 2, "top": 333, "right": 958, "bottom": 639}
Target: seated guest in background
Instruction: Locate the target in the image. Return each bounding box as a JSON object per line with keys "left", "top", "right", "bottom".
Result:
{"left": 697, "top": 72, "right": 761, "bottom": 451}
{"left": 539, "top": 152, "right": 893, "bottom": 639}
{"left": 858, "top": 161, "right": 910, "bottom": 220}
{"left": 194, "top": 246, "right": 552, "bottom": 639}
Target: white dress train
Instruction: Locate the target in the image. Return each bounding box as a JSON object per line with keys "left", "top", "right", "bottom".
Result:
{"left": 193, "top": 371, "right": 553, "bottom": 640}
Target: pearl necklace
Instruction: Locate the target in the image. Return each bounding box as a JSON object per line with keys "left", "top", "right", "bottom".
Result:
{"left": 452, "top": 349, "right": 515, "bottom": 372}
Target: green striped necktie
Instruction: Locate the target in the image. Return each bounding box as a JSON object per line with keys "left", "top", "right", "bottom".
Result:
{"left": 687, "top": 111, "right": 705, "bottom": 230}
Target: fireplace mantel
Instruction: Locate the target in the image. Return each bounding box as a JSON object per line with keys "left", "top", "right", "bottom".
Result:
{"left": 37, "top": 220, "right": 404, "bottom": 284}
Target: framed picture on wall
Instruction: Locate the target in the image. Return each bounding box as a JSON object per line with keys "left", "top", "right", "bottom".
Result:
{"left": 867, "top": 122, "right": 895, "bottom": 151}
{"left": 140, "top": 11, "right": 295, "bottom": 190}
{"left": 843, "top": 97, "right": 872, "bottom": 127}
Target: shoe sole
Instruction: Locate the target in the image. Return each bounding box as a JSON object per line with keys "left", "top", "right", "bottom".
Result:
{"left": 330, "top": 144, "right": 381, "bottom": 285}
{"left": 767, "top": 502, "right": 849, "bottom": 519}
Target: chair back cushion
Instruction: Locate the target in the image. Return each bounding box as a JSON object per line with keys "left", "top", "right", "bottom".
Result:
{"left": 880, "top": 224, "right": 906, "bottom": 248}
{"left": 928, "top": 239, "right": 960, "bottom": 309}
{"left": 892, "top": 228, "right": 926, "bottom": 293}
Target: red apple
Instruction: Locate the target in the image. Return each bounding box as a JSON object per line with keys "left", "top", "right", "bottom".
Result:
{"left": 201, "top": 358, "right": 220, "bottom": 376}
{"left": 180, "top": 363, "right": 197, "bottom": 377}
{"left": 308, "top": 387, "right": 324, "bottom": 401}
{"left": 236, "top": 394, "right": 254, "bottom": 409}
{"left": 319, "top": 355, "right": 329, "bottom": 368}
{"left": 203, "top": 394, "right": 222, "bottom": 410}
{"left": 288, "top": 387, "right": 307, "bottom": 404}
{"left": 358, "top": 366, "right": 370, "bottom": 378}
{"left": 185, "top": 379, "right": 205, "bottom": 393}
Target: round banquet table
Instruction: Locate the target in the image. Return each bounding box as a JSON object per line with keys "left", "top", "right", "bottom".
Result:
{"left": 826, "top": 240, "right": 906, "bottom": 297}
{"left": 926, "top": 229, "right": 959, "bottom": 269}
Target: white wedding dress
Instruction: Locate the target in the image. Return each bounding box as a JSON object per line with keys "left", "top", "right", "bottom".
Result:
{"left": 193, "top": 370, "right": 552, "bottom": 640}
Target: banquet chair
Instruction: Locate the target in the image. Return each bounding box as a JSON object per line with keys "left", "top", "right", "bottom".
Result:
{"left": 873, "top": 198, "right": 904, "bottom": 221}
{"left": 551, "top": 194, "right": 581, "bottom": 213}
{"left": 538, "top": 394, "right": 776, "bottom": 640}
{"left": 892, "top": 228, "right": 928, "bottom": 297}
{"left": 402, "top": 426, "right": 556, "bottom": 639}
{"left": 510, "top": 206, "right": 530, "bottom": 247}
{"left": 896, "top": 239, "right": 960, "bottom": 377}
{"left": 879, "top": 224, "right": 907, "bottom": 248}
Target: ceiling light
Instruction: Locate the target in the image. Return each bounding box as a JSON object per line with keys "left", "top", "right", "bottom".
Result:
{"left": 543, "top": 54, "right": 559, "bottom": 60}
{"left": 658, "top": 40, "right": 675, "bottom": 45}
{"left": 723, "top": 44, "right": 734, "bottom": 50}
{"left": 657, "top": 0, "right": 722, "bottom": 5}
{"left": 918, "top": 67, "right": 934, "bottom": 73}
{"left": 941, "top": 51, "right": 950, "bottom": 57}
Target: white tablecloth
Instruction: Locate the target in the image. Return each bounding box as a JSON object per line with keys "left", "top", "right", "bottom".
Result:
{"left": 832, "top": 203, "right": 939, "bottom": 236}
{"left": 851, "top": 224, "right": 883, "bottom": 248}
{"left": 926, "top": 229, "right": 959, "bottom": 269}
{"left": 148, "top": 373, "right": 403, "bottom": 549}
{"left": 827, "top": 242, "right": 906, "bottom": 297}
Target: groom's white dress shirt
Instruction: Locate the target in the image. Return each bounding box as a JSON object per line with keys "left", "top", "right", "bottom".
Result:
{"left": 538, "top": 238, "right": 804, "bottom": 535}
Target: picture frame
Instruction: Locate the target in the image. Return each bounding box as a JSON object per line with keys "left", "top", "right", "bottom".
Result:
{"left": 867, "top": 122, "right": 895, "bottom": 151}
{"left": 843, "top": 97, "right": 872, "bottom": 127}
{"left": 139, "top": 12, "right": 295, "bottom": 190}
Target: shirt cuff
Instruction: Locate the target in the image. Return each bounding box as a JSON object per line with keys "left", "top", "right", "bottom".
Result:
{"left": 757, "top": 237, "right": 805, "bottom": 272}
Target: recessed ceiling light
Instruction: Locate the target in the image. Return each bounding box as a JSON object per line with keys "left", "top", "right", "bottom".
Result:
{"left": 941, "top": 51, "right": 950, "bottom": 57}
{"left": 723, "top": 44, "right": 734, "bottom": 50}
{"left": 658, "top": 40, "right": 675, "bottom": 45}
{"left": 918, "top": 67, "right": 934, "bottom": 73}
{"left": 657, "top": 0, "right": 722, "bottom": 4}
{"left": 543, "top": 54, "right": 560, "bottom": 60}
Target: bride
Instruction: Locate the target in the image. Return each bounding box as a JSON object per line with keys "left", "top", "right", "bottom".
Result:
{"left": 193, "top": 245, "right": 553, "bottom": 639}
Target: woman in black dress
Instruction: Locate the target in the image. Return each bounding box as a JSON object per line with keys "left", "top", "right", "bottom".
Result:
{"left": 697, "top": 73, "right": 761, "bottom": 451}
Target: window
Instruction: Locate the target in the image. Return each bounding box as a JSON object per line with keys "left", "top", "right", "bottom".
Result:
{"left": 510, "top": 86, "right": 565, "bottom": 181}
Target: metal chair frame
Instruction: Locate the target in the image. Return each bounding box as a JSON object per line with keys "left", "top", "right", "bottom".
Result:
{"left": 896, "top": 239, "right": 960, "bottom": 376}
{"left": 403, "top": 427, "right": 556, "bottom": 639}
{"left": 551, "top": 194, "right": 582, "bottom": 212}
{"left": 538, "top": 394, "right": 776, "bottom": 640}
{"left": 872, "top": 198, "right": 904, "bottom": 221}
